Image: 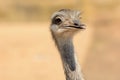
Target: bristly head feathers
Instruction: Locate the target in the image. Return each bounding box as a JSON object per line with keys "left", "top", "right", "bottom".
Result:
{"left": 51, "top": 9, "right": 81, "bottom": 20}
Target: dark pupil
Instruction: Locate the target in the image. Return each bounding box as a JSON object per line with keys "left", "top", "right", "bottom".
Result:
{"left": 54, "top": 18, "right": 62, "bottom": 25}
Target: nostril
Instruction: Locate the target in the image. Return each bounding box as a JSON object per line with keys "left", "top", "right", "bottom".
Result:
{"left": 74, "top": 23, "right": 79, "bottom": 26}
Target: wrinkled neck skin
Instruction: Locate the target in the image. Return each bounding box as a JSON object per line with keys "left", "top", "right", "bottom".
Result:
{"left": 52, "top": 33, "right": 84, "bottom": 80}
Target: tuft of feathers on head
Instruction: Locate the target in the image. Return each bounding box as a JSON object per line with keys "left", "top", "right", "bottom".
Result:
{"left": 51, "top": 9, "right": 82, "bottom": 21}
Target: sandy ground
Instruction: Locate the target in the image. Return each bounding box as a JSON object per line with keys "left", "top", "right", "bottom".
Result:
{"left": 0, "top": 22, "right": 93, "bottom": 80}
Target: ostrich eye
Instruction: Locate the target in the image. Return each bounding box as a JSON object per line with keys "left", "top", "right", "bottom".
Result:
{"left": 53, "top": 18, "right": 62, "bottom": 25}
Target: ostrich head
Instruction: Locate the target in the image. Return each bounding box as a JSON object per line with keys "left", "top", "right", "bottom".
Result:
{"left": 50, "top": 9, "right": 85, "bottom": 38}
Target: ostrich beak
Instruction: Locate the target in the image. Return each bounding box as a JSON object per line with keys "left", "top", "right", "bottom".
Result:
{"left": 66, "top": 23, "right": 86, "bottom": 29}
{"left": 65, "top": 20, "right": 86, "bottom": 29}
{"left": 71, "top": 24, "right": 86, "bottom": 29}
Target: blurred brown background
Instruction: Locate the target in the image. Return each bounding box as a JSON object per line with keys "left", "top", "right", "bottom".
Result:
{"left": 0, "top": 0, "right": 120, "bottom": 80}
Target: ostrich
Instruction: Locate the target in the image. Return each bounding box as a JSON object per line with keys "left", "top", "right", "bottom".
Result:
{"left": 50, "top": 9, "right": 85, "bottom": 80}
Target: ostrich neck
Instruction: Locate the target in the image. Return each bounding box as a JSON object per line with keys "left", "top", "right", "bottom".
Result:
{"left": 54, "top": 36, "right": 83, "bottom": 80}
{"left": 57, "top": 37, "right": 75, "bottom": 71}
